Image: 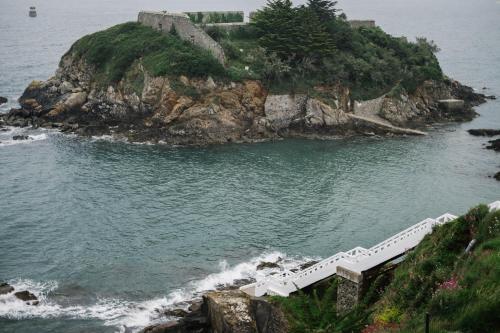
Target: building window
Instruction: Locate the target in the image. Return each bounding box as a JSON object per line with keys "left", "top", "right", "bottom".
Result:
{"left": 158, "top": 23, "right": 162, "bottom": 31}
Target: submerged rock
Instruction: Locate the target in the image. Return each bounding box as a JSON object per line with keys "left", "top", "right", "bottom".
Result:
{"left": 14, "top": 290, "right": 38, "bottom": 302}
{"left": 468, "top": 129, "right": 500, "bottom": 137}
{"left": 164, "top": 308, "right": 189, "bottom": 318}
{"left": 256, "top": 261, "right": 280, "bottom": 270}
{"left": 0, "top": 282, "right": 14, "bottom": 295}
{"left": 486, "top": 138, "right": 500, "bottom": 152}
{"left": 12, "top": 135, "right": 30, "bottom": 140}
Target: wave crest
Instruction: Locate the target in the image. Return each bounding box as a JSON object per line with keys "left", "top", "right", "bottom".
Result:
{"left": 0, "top": 251, "right": 316, "bottom": 332}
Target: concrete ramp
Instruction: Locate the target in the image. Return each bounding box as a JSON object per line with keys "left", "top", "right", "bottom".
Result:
{"left": 352, "top": 97, "right": 426, "bottom": 136}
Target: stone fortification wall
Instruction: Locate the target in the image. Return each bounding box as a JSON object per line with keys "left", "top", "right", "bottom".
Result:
{"left": 349, "top": 20, "right": 376, "bottom": 28}
{"left": 137, "top": 11, "right": 226, "bottom": 65}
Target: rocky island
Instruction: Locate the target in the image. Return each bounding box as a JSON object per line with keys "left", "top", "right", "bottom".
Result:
{"left": 0, "top": 0, "right": 488, "bottom": 145}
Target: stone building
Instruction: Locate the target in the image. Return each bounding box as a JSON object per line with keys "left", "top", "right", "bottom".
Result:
{"left": 349, "top": 20, "right": 376, "bottom": 28}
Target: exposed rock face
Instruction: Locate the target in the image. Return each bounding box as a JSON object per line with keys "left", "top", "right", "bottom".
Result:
{"left": 203, "top": 290, "right": 289, "bottom": 333}
{"left": 204, "top": 290, "right": 255, "bottom": 333}
{"left": 378, "top": 80, "right": 482, "bottom": 126}
{"left": 305, "top": 98, "right": 350, "bottom": 127}
{"left": 0, "top": 96, "right": 7, "bottom": 105}
{"left": 264, "top": 95, "right": 307, "bottom": 130}
{"left": 0, "top": 51, "right": 486, "bottom": 145}
{"left": 142, "top": 289, "right": 288, "bottom": 333}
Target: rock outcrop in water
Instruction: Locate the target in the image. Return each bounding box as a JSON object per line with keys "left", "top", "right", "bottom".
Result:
{"left": 468, "top": 129, "right": 500, "bottom": 137}
{"left": 467, "top": 128, "right": 500, "bottom": 180}
{"left": 0, "top": 282, "right": 39, "bottom": 305}
{"left": 0, "top": 51, "right": 487, "bottom": 145}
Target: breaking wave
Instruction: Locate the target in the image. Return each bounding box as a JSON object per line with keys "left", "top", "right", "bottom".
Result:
{"left": 0, "top": 127, "right": 49, "bottom": 147}
{"left": 0, "top": 251, "right": 317, "bottom": 332}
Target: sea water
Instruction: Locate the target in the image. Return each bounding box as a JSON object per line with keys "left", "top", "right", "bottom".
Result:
{"left": 0, "top": 0, "right": 499, "bottom": 332}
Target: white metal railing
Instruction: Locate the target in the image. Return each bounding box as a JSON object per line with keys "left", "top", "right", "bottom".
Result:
{"left": 240, "top": 201, "right": 500, "bottom": 297}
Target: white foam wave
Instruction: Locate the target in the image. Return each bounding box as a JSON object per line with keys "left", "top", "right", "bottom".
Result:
{"left": 0, "top": 127, "right": 49, "bottom": 146}
{"left": 0, "top": 251, "right": 316, "bottom": 332}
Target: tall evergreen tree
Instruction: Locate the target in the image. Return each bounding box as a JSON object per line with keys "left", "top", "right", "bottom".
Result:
{"left": 252, "top": 0, "right": 335, "bottom": 63}
{"left": 251, "top": 0, "right": 298, "bottom": 60}
{"left": 307, "top": 0, "right": 338, "bottom": 22}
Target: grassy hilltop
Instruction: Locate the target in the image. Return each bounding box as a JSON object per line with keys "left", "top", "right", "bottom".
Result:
{"left": 67, "top": 0, "right": 443, "bottom": 100}
{"left": 272, "top": 204, "right": 500, "bottom": 333}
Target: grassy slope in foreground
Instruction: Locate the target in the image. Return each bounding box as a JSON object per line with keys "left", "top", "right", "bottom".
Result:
{"left": 272, "top": 205, "right": 500, "bottom": 333}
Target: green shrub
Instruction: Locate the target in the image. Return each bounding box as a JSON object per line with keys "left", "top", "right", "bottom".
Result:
{"left": 69, "top": 22, "right": 225, "bottom": 85}
{"left": 373, "top": 205, "right": 500, "bottom": 332}
{"left": 248, "top": 0, "right": 444, "bottom": 98}
{"left": 272, "top": 278, "right": 369, "bottom": 333}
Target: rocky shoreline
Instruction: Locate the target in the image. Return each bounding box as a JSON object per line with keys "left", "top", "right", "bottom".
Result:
{"left": 0, "top": 50, "right": 489, "bottom": 146}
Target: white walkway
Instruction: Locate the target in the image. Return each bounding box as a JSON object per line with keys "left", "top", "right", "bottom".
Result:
{"left": 240, "top": 201, "right": 500, "bottom": 297}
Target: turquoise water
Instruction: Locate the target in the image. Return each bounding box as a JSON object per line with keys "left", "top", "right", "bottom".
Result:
{"left": 0, "top": 0, "right": 499, "bottom": 332}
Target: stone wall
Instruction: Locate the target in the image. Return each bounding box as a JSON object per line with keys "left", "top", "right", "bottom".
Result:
{"left": 349, "top": 20, "right": 376, "bottom": 28}
{"left": 337, "top": 278, "right": 363, "bottom": 314}
{"left": 336, "top": 266, "right": 364, "bottom": 314}
{"left": 137, "top": 11, "right": 226, "bottom": 65}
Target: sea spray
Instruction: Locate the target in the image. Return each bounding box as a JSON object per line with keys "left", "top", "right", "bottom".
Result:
{"left": 0, "top": 251, "right": 318, "bottom": 332}
{"left": 0, "top": 126, "right": 50, "bottom": 147}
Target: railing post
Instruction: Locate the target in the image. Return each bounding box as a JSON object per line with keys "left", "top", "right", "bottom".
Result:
{"left": 425, "top": 312, "right": 430, "bottom": 333}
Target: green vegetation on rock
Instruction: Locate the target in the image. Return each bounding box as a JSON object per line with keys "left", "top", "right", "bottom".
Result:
{"left": 67, "top": 0, "right": 443, "bottom": 100}
{"left": 187, "top": 11, "right": 244, "bottom": 24}
{"left": 272, "top": 204, "right": 500, "bottom": 332}
{"left": 239, "top": 0, "right": 443, "bottom": 98}
{"left": 68, "top": 22, "right": 225, "bottom": 86}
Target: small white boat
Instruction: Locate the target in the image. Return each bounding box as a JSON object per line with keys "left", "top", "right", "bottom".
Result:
{"left": 29, "top": 6, "right": 37, "bottom": 17}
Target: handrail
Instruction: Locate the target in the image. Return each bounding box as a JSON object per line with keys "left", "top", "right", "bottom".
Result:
{"left": 240, "top": 201, "right": 500, "bottom": 297}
